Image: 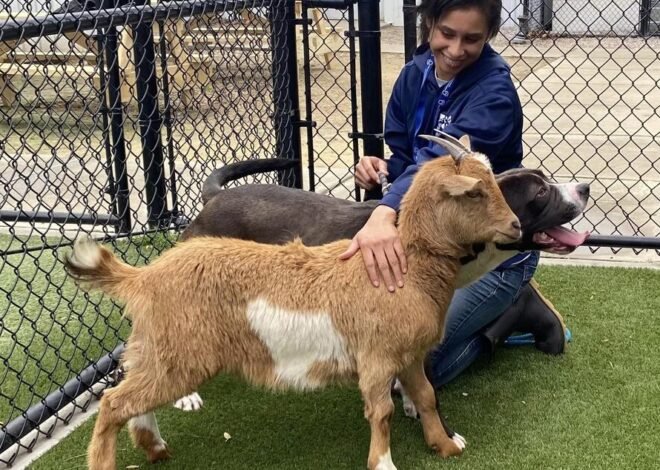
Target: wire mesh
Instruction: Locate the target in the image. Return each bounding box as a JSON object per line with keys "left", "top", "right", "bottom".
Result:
{"left": 1, "top": 0, "right": 659, "bottom": 464}
{"left": 497, "top": 0, "right": 660, "bottom": 257}
{"left": 0, "top": 0, "right": 305, "bottom": 462}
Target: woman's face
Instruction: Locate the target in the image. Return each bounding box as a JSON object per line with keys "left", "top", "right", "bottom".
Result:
{"left": 428, "top": 7, "right": 489, "bottom": 80}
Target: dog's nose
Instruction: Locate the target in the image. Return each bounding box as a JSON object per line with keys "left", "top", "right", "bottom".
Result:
{"left": 576, "top": 183, "right": 590, "bottom": 200}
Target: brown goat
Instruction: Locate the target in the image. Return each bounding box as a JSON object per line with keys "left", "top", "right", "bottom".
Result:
{"left": 65, "top": 149, "right": 520, "bottom": 470}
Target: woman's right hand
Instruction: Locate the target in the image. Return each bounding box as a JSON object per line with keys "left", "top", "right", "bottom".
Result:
{"left": 338, "top": 205, "right": 407, "bottom": 292}
{"left": 355, "top": 156, "right": 388, "bottom": 190}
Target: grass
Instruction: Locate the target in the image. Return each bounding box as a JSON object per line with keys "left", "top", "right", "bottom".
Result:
{"left": 0, "top": 232, "right": 178, "bottom": 426}
{"left": 27, "top": 264, "right": 660, "bottom": 469}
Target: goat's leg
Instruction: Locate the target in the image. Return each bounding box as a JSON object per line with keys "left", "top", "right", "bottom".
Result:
{"left": 128, "top": 412, "right": 171, "bottom": 462}
{"left": 88, "top": 372, "right": 186, "bottom": 470}
{"left": 359, "top": 369, "right": 398, "bottom": 470}
{"left": 397, "top": 360, "right": 466, "bottom": 458}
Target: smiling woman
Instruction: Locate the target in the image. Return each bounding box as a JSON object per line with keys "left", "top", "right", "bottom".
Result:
{"left": 341, "top": 0, "right": 570, "bottom": 389}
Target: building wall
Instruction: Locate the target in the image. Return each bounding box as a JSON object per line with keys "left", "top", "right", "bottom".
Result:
{"left": 552, "top": 0, "right": 640, "bottom": 35}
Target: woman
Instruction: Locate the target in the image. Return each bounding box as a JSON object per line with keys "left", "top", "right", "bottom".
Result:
{"left": 339, "top": 0, "right": 566, "bottom": 387}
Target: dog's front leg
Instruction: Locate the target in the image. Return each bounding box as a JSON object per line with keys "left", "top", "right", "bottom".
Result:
{"left": 397, "top": 360, "right": 466, "bottom": 458}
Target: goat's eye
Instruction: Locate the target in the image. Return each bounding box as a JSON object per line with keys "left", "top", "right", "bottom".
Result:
{"left": 536, "top": 186, "right": 548, "bottom": 198}
{"left": 466, "top": 189, "right": 482, "bottom": 199}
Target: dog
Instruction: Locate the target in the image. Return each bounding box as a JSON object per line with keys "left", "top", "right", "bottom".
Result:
{"left": 66, "top": 141, "right": 521, "bottom": 469}
{"left": 185, "top": 164, "right": 590, "bottom": 286}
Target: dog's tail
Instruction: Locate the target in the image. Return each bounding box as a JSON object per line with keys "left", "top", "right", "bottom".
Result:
{"left": 202, "top": 158, "right": 299, "bottom": 204}
{"left": 64, "top": 237, "right": 140, "bottom": 302}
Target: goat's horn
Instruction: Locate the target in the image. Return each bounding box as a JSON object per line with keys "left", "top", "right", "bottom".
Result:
{"left": 434, "top": 130, "right": 471, "bottom": 153}
{"left": 418, "top": 134, "right": 468, "bottom": 162}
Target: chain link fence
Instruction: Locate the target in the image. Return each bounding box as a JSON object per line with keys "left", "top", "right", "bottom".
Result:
{"left": 0, "top": 0, "right": 380, "bottom": 463}
{"left": 1, "top": 0, "right": 659, "bottom": 464}
{"left": 495, "top": 0, "right": 660, "bottom": 257}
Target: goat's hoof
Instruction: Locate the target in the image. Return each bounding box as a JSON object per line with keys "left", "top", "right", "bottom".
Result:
{"left": 434, "top": 435, "right": 465, "bottom": 458}
{"left": 451, "top": 432, "right": 467, "bottom": 450}
{"left": 147, "top": 442, "right": 172, "bottom": 463}
{"left": 173, "top": 392, "right": 204, "bottom": 411}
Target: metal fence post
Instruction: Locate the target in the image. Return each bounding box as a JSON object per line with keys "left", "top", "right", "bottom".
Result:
{"left": 270, "top": 0, "right": 303, "bottom": 189}
{"left": 132, "top": 0, "right": 169, "bottom": 227}
{"left": 100, "top": 20, "right": 132, "bottom": 234}
{"left": 357, "top": 0, "right": 384, "bottom": 200}
{"left": 403, "top": 0, "right": 417, "bottom": 62}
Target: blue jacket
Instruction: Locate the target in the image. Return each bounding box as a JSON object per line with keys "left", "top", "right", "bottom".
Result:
{"left": 380, "top": 43, "right": 529, "bottom": 270}
{"left": 381, "top": 43, "right": 524, "bottom": 211}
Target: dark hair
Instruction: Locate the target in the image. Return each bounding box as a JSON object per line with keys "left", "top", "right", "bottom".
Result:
{"left": 418, "top": 0, "right": 502, "bottom": 43}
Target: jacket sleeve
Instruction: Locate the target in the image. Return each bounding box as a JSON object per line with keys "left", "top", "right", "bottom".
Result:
{"left": 383, "top": 67, "right": 415, "bottom": 185}
{"left": 380, "top": 85, "right": 520, "bottom": 210}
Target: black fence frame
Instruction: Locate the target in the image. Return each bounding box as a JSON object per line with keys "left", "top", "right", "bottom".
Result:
{"left": 1, "top": 0, "right": 659, "bottom": 463}
{"left": 0, "top": 0, "right": 384, "bottom": 461}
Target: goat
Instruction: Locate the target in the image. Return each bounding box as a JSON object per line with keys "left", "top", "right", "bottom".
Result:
{"left": 65, "top": 138, "right": 520, "bottom": 470}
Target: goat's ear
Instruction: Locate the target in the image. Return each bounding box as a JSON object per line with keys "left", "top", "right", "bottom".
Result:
{"left": 440, "top": 175, "right": 485, "bottom": 198}
{"left": 459, "top": 134, "right": 472, "bottom": 150}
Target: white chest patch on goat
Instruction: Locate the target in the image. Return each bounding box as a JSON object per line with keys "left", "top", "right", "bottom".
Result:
{"left": 246, "top": 298, "right": 351, "bottom": 390}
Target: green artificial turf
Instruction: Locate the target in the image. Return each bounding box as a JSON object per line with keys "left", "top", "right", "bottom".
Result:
{"left": 0, "top": 233, "right": 176, "bottom": 427}
{"left": 27, "top": 265, "right": 660, "bottom": 469}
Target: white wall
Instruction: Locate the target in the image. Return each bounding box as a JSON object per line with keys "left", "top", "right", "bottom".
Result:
{"left": 552, "top": 0, "right": 640, "bottom": 35}
{"left": 381, "top": 0, "right": 525, "bottom": 30}
{"left": 502, "top": 0, "right": 524, "bottom": 29}
{"left": 382, "top": 0, "right": 404, "bottom": 26}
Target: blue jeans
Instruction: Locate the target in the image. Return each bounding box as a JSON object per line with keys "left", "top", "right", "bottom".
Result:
{"left": 426, "top": 251, "right": 540, "bottom": 388}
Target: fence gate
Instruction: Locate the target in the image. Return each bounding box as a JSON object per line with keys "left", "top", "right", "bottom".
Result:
{"left": 297, "top": 0, "right": 383, "bottom": 201}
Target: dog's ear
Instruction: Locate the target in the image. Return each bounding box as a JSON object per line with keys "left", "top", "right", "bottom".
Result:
{"left": 439, "top": 175, "right": 484, "bottom": 198}
{"left": 459, "top": 134, "right": 472, "bottom": 150}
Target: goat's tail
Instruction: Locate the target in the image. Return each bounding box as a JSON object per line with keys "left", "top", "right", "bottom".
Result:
{"left": 64, "top": 237, "right": 140, "bottom": 302}
{"left": 202, "top": 158, "right": 299, "bottom": 204}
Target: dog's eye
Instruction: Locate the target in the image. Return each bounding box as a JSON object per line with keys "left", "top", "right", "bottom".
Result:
{"left": 536, "top": 186, "right": 548, "bottom": 198}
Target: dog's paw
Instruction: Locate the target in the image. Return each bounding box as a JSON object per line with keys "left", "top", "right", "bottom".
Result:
{"left": 393, "top": 379, "right": 419, "bottom": 419}
{"left": 173, "top": 392, "right": 204, "bottom": 411}
{"left": 402, "top": 394, "right": 419, "bottom": 419}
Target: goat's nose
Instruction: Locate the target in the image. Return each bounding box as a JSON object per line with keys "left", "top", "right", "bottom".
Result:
{"left": 576, "top": 183, "right": 590, "bottom": 200}
{"left": 512, "top": 220, "right": 521, "bottom": 231}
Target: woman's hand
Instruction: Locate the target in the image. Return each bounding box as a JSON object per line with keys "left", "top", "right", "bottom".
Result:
{"left": 339, "top": 205, "right": 407, "bottom": 292}
{"left": 355, "top": 156, "right": 388, "bottom": 190}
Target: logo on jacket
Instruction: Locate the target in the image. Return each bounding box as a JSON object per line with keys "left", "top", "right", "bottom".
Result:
{"left": 436, "top": 113, "right": 452, "bottom": 130}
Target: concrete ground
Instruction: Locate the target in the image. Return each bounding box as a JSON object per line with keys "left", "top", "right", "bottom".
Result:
{"left": 375, "top": 25, "right": 660, "bottom": 267}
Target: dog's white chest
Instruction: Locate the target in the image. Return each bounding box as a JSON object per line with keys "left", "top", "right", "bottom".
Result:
{"left": 246, "top": 298, "right": 352, "bottom": 389}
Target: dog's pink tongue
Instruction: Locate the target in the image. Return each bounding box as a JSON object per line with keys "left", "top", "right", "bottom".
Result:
{"left": 545, "top": 226, "right": 589, "bottom": 247}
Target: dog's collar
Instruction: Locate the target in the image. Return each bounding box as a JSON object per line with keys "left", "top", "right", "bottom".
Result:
{"left": 459, "top": 243, "right": 485, "bottom": 265}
